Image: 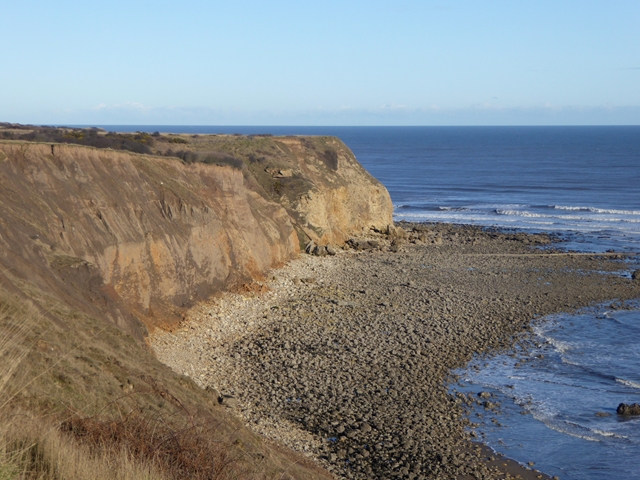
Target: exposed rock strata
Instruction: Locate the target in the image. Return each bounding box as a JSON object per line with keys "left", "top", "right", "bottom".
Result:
{"left": 153, "top": 224, "right": 640, "bottom": 479}
{"left": 0, "top": 138, "right": 391, "bottom": 335}
{"left": 154, "top": 134, "right": 395, "bottom": 247}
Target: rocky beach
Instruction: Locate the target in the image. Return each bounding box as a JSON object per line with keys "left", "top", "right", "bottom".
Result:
{"left": 153, "top": 223, "right": 640, "bottom": 479}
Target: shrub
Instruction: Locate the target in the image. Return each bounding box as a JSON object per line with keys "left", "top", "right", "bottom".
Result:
{"left": 167, "top": 137, "right": 188, "bottom": 144}
{"left": 60, "top": 409, "right": 238, "bottom": 480}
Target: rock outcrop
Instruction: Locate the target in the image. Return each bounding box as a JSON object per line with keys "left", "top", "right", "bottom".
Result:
{"left": 617, "top": 403, "right": 640, "bottom": 415}
{"left": 263, "top": 136, "right": 394, "bottom": 246}
{"left": 158, "top": 134, "right": 394, "bottom": 248}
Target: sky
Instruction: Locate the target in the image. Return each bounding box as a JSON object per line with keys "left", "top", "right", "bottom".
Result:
{"left": 1, "top": 0, "right": 639, "bottom": 126}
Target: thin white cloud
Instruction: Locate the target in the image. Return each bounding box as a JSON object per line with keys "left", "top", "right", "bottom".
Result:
{"left": 92, "top": 102, "right": 151, "bottom": 112}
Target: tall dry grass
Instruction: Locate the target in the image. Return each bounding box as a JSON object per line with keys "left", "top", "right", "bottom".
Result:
{"left": 0, "top": 287, "right": 242, "bottom": 480}
{"left": 0, "top": 291, "right": 167, "bottom": 479}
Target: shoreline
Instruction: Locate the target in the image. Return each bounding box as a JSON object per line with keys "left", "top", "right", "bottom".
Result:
{"left": 152, "top": 223, "right": 639, "bottom": 479}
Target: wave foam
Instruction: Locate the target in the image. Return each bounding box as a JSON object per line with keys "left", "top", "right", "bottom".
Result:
{"left": 592, "top": 428, "right": 628, "bottom": 439}
{"left": 496, "top": 209, "right": 546, "bottom": 218}
{"left": 552, "top": 205, "right": 640, "bottom": 215}
{"left": 546, "top": 337, "right": 574, "bottom": 354}
{"left": 438, "top": 206, "right": 469, "bottom": 212}
{"left": 530, "top": 414, "right": 609, "bottom": 442}
{"left": 616, "top": 378, "right": 640, "bottom": 390}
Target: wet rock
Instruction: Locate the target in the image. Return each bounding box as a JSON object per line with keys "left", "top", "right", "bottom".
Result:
{"left": 617, "top": 403, "right": 640, "bottom": 415}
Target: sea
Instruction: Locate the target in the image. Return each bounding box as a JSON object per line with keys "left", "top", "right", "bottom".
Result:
{"left": 94, "top": 125, "right": 640, "bottom": 480}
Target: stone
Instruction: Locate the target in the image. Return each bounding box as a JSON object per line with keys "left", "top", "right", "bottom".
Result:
{"left": 218, "top": 395, "right": 239, "bottom": 408}
{"left": 305, "top": 240, "right": 317, "bottom": 254}
{"left": 276, "top": 169, "right": 293, "bottom": 178}
{"left": 632, "top": 270, "right": 640, "bottom": 281}
{"left": 313, "top": 245, "right": 328, "bottom": 257}
{"left": 617, "top": 403, "right": 640, "bottom": 415}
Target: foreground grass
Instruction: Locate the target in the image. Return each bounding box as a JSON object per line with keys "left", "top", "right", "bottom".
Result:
{"left": 0, "top": 289, "right": 239, "bottom": 480}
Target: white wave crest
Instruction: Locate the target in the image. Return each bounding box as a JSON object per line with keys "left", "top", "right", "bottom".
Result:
{"left": 616, "top": 378, "right": 640, "bottom": 390}
{"left": 496, "top": 209, "right": 546, "bottom": 218}
{"left": 546, "top": 337, "right": 573, "bottom": 354}
{"left": 438, "top": 206, "right": 469, "bottom": 212}
{"left": 552, "top": 205, "right": 640, "bottom": 215}
{"left": 592, "top": 428, "right": 628, "bottom": 439}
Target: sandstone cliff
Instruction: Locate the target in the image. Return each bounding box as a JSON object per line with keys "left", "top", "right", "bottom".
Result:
{"left": 154, "top": 134, "right": 394, "bottom": 247}
{"left": 239, "top": 136, "right": 394, "bottom": 246}
{"left": 0, "top": 137, "right": 392, "bottom": 336}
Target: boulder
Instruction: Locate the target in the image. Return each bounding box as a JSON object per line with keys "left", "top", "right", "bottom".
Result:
{"left": 218, "top": 395, "right": 239, "bottom": 408}
{"left": 632, "top": 270, "right": 640, "bottom": 281}
{"left": 313, "top": 245, "right": 327, "bottom": 257}
{"left": 617, "top": 403, "right": 640, "bottom": 415}
{"left": 305, "top": 240, "right": 317, "bottom": 254}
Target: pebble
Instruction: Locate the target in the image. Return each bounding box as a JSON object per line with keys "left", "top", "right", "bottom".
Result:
{"left": 152, "top": 223, "right": 638, "bottom": 479}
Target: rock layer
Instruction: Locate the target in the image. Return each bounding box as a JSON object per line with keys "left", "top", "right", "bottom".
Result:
{"left": 153, "top": 134, "right": 395, "bottom": 247}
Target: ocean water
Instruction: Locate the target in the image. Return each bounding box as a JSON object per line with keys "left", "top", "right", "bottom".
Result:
{"left": 96, "top": 125, "right": 640, "bottom": 479}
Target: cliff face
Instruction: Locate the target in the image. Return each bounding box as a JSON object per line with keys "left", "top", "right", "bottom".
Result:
{"left": 0, "top": 142, "right": 297, "bottom": 336}
{"left": 260, "top": 136, "right": 394, "bottom": 246}
{"left": 169, "top": 135, "right": 394, "bottom": 247}
{"left": 0, "top": 137, "right": 393, "bottom": 336}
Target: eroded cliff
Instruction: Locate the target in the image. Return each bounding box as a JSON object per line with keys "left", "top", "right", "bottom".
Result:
{"left": 0, "top": 136, "right": 392, "bottom": 336}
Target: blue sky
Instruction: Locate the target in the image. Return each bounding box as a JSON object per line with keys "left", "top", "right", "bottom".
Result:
{"left": 2, "top": 0, "right": 639, "bottom": 125}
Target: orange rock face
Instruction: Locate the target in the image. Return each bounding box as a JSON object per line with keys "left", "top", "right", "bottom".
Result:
{"left": 0, "top": 143, "right": 297, "bottom": 335}
{"left": 0, "top": 137, "right": 392, "bottom": 337}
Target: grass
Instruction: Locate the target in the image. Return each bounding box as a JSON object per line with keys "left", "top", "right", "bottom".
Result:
{"left": 0, "top": 288, "right": 240, "bottom": 479}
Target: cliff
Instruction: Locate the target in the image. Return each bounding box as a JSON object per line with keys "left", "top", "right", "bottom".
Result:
{"left": 0, "top": 142, "right": 296, "bottom": 337}
{"left": 0, "top": 134, "right": 392, "bottom": 479}
{"left": 0, "top": 136, "right": 392, "bottom": 335}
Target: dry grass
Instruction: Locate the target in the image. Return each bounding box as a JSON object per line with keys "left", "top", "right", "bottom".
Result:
{"left": 1, "top": 414, "right": 165, "bottom": 479}
{"left": 62, "top": 409, "right": 239, "bottom": 480}
{"left": 0, "top": 294, "right": 38, "bottom": 410}
{"left": 0, "top": 289, "right": 239, "bottom": 480}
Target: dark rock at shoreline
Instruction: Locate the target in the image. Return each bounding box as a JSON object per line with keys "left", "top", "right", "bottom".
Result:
{"left": 617, "top": 403, "right": 640, "bottom": 415}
